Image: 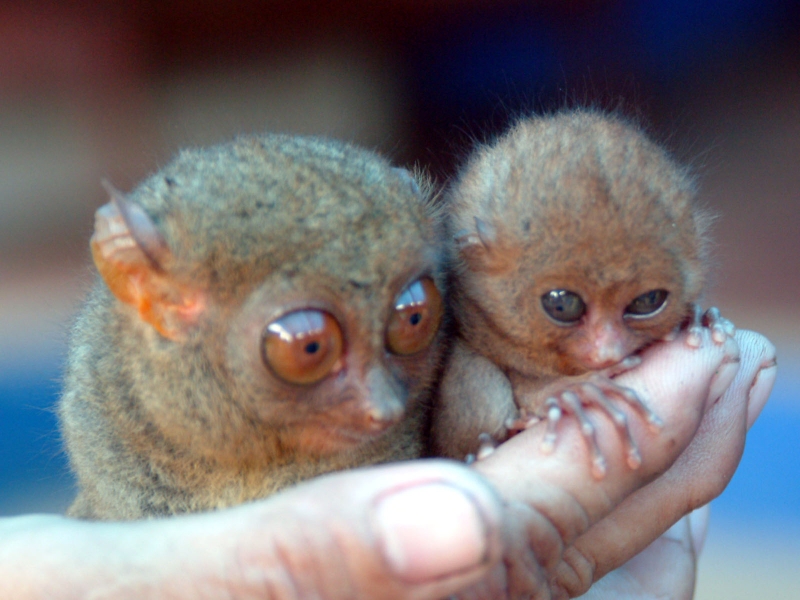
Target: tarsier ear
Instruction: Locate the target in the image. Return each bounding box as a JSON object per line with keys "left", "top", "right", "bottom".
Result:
{"left": 91, "top": 181, "right": 205, "bottom": 340}
{"left": 455, "top": 216, "right": 518, "bottom": 274}
{"left": 392, "top": 167, "right": 421, "bottom": 196}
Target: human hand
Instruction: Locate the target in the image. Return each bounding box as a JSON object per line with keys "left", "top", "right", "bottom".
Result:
{"left": 0, "top": 330, "right": 774, "bottom": 599}
{"left": 574, "top": 329, "right": 776, "bottom": 600}
{"left": 462, "top": 328, "right": 774, "bottom": 599}
{"left": 0, "top": 460, "right": 513, "bottom": 599}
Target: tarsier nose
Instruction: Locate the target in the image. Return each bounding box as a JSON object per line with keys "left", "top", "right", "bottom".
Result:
{"left": 365, "top": 406, "right": 402, "bottom": 432}
{"left": 580, "top": 321, "right": 631, "bottom": 370}
{"left": 361, "top": 368, "right": 406, "bottom": 431}
{"left": 584, "top": 346, "right": 627, "bottom": 370}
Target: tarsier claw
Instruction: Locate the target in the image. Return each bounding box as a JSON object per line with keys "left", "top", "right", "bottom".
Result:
{"left": 686, "top": 305, "right": 736, "bottom": 348}
{"left": 703, "top": 306, "right": 736, "bottom": 345}
{"left": 504, "top": 406, "right": 543, "bottom": 434}
{"left": 475, "top": 432, "right": 498, "bottom": 461}
{"left": 646, "top": 412, "right": 664, "bottom": 431}
{"left": 686, "top": 326, "right": 704, "bottom": 348}
{"left": 592, "top": 456, "right": 608, "bottom": 479}
{"left": 465, "top": 432, "right": 500, "bottom": 463}
{"left": 684, "top": 305, "right": 705, "bottom": 348}
{"left": 662, "top": 329, "right": 679, "bottom": 342}
{"left": 620, "top": 355, "right": 642, "bottom": 369}
{"left": 540, "top": 397, "right": 562, "bottom": 454}
{"left": 724, "top": 320, "right": 736, "bottom": 337}
{"left": 706, "top": 307, "right": 726, "bottom": 344}
{"left": 605, "top": 355, "right": 642, "bottom": 378}
{"left": 626, "top": 446, "right": 642, "bottom": 470}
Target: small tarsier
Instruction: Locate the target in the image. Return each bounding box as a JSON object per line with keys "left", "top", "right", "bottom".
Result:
{"left": 59, "top": 135, "right": 447, "bottom": 519}
{"left": 431, "top": 110, "right": 734, "bottom": 477}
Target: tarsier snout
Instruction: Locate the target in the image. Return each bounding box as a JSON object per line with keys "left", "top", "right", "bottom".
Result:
{"left": 575, "top": 319, "right": 637, "bottom": 371}
{"left": 354, "top": 367, "right": 407, "bottom": 432}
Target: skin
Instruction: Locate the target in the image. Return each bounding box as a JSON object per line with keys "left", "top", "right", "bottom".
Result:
{"left": 432, "top": 110, "right": 723, "bottom": 472}
{"left": 0, "top": 329, "right": 776, "bottom": 599}
{"left": 59, "top": 134, "right": 448, "bottom": 519}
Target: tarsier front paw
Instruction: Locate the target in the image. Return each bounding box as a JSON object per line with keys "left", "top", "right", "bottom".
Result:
{"left": 506, "top": 356, "right": 662, "bottom": 479}
{"left": 465, "top": 433, "right": 500, "bottom": 464}
{"left": 683, "top": 304, "right": 736, "bottom": 348}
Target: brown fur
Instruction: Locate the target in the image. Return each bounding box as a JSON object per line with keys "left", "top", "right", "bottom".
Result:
{"left": 432, "top": 110, "right": 711, "bottom": 459}
{"left": 60, "top": 135, "right": 447, "bottom": 519}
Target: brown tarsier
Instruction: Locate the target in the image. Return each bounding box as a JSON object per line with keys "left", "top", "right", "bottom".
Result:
{"left": 59, "top": 135, "right": 447, "bottom": 520}
{"left": 431, "top": 110, "right": 733, "bottom": 476}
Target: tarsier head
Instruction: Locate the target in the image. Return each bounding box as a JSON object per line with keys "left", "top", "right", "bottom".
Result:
{"left": 90, "top": 135, "right": 446, "bottom": 457}
{"left": 450, "top": 110, "right": 712, "bottom": 377}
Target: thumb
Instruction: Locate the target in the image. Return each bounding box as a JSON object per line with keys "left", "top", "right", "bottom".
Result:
{"left": 2, "top": 461, "right": 509, "bottom": 599}
{"left": 150, "top": 460, "right": 507, "bottom": 599}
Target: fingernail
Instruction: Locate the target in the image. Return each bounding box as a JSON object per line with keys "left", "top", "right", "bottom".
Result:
{"left": 661, "top": 515, "right": 691, "bottom": 546}
{"left": 688, "top": 505, "right": 711, "bottom": 556}
{"left": 748, "top": 362, "right": 777, "bottom": 429}
{"left": 373, "top": 483, "right": 488, "bottom": 583}
{"left": 622, "top": 355, "right": 642, "bottom": 368}
{"left": 708, "top": 358, "right": 740, "bottom": 404}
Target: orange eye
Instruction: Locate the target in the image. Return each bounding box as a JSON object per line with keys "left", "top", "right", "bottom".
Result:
{"left": 386, "top": 277, "right": 443, "bottom": 356}
{"left": 262, "top": 310, "right": 343, "bottom": 385}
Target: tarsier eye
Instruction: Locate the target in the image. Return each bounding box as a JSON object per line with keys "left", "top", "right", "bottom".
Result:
{"left": 386, "top": 277, "right": 444, "bottom": 356}
{"left": 625, "top": 289, "right": 669, "bottom": 319}
{"left": 541, "top": 289, "right": 586, "bottom": 324}
{"left": 262, "top": 309, "right": 343, "bottom": 385}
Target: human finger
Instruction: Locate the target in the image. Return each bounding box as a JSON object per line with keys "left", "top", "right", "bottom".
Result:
{"left": 579, "top": 509, "right": 705, "bottom": 600}
{"left": 557, "top": 330, "right": 775, "bottom": 596}
{"left": 465, "top": 327, "right": 738, "bottom": 598}
{"left": 0, "top": 461, "right": 512, "bottom": 600}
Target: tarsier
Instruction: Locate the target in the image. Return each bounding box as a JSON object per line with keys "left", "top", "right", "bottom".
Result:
{"left": 431, "top": 110, "right": 733, "bottom": 476}
{"left": 59, "top": 135, "right": 447, "bottom": 519}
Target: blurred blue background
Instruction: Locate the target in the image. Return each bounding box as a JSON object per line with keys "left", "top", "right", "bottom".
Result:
{"left": 1, "top": 2, "right": 798, "bottom": 597}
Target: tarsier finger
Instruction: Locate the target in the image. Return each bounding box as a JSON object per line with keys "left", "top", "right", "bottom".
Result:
{"left": 686, "top": 305, "right": 705, "bottom": 349}
{"left": 686, "top": 304, "right": 737, "bottom": 348}
{"left": 579, "top": 383, "right": 642, "bottom": 469}
{"left": 560, "top": 391, "right": 608, "bottom": 479}
{"left": 541, "top": 397, "right": 563, "bottom": 454}
{"left": 591, "top": 376, "right": 664, "bottom": 432}
{"left": 475, "top": 432, "right": 499, "bottom": 461}
{"left": 602, "top": 355, "right": 642, "bottom": 379}
{"left": 538, "top": 380, "right": 644, "bottom": 476}
{"left": 702, "top": 306, "right": 736, "bottom": 344}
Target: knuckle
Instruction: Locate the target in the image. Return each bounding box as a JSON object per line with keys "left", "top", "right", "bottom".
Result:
{"left": 554, "top": 546, "right": 597, "bottom": 598}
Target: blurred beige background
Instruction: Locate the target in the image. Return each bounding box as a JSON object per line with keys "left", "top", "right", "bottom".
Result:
{"left": 0, "top": 2, "right": 797, "bottom": 598}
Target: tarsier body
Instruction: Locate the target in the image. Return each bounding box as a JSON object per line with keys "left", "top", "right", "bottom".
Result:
{"left": 432, "top": 110, "right": 718, "bottom": 474}
{"left": 60, "top": 135, "right": 446, "bottom": 520}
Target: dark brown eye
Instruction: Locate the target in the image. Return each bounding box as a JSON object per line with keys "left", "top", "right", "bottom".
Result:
{"left": 262, "top": 310, "right": 343, "bottom": 385}
{"left": 625, "top": 289, "right": 669, "bottom": 319}
{"left": 386, "top": 277, "right": 443, "bottom": 356}
{"left": 541, "top": 289, "right": 586, "bottom": 324}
